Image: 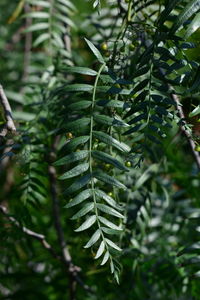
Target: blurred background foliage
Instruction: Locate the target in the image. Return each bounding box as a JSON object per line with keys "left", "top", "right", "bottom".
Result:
{"left": 0, "top": 0, "right": 200, "bottom": 299}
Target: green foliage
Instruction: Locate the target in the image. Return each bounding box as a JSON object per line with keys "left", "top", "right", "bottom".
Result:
{"left": 1, "top": 0, "right": 200, "bottom": 299}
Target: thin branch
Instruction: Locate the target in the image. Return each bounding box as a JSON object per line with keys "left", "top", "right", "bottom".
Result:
{"left": 0, "top": 84, "right": 16, "bottom": 137}
{"left": 0, "top": 140, "right": 14, "bottom": 172}
{"left": 48, "top": 166, "right": 73, "bottom": 264}
{"left": 49, "top": 164, "right": 77, "bottom": 300}
{"left": 63, "top": 25, "right": 72, "bottom": 53}
{"left": 0, "top": 205, "right": 60, "bottom": 260}
{"left": 153, "top": 58, "right": 200, "bottom": 171}
{"left": 48, "top": 138, "right": 74, "bottom": 265}
{"left": 172, "top": 93, "right": 200, "bottom": 170}
{"left": 48, "top": 138, "right": 93, "bottom": 298}
{"left": 0, "top": 204, "right": 93, "bottom": 294}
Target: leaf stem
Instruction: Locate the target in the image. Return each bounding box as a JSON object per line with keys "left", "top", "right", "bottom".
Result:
{"left": 127, "top": 0, "right": 133, "bottom": 22}
{"left": 89, "top": 62, "right": 112, "bottom": 258}
{"left": 89, "top": 62, "right": 106, "bottom": 215}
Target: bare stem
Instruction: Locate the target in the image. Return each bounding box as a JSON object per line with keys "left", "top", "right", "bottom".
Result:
{"left": 172, "top": 93, "right": 200, "bottom": 170}
{"left": 0, "top": 84, "right": 16, "bottom": 137}
{"left": 0, "top": 205, "right": 60, "bottom": 260}
{"left": 155, "top": 62, "right": 200, "bottom": 171}
{"left": 0, "top": 204, "right": 92, "bottom": 294}
{"left": 48, "top": 138, "right": 93, "bottom": 299}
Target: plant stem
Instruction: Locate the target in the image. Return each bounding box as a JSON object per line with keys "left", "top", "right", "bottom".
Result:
{"left": 89, "top": 63, "right": 110, "bottom": 255}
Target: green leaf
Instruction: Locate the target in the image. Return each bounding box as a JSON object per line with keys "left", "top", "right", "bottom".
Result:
{"left": 95, "top": 189, "right": 123, "bottom": 211}
{"left": 63, "top": 66, "right": 97, "bottom": 76}
{"left": 100, "top": 251, "right": 110, "bottom": 265}
{"left": 155, "top": 47, "right": 174, "bottom": 60}
{"left": 185, "top": 12, "right": 200, "bottom": 38}
{"left": 93, "top": 131, "right": 130, "bottom": 152}
{"left": 71, "top": 202, "right": 94, "bottom": 220}
{"left": 194, "top": 271, "right": 200, "bottom": 278}
{"left": 156, "top": 106, "right": 168, "bottom": 116}
{"left": 33, "top": 33, "right": 50, "bottom": 47}
{"left": 27, "top": 0, "right": 51, "bottom": 7}
{"left": 54, "top": 150, "right": 89, "bottom": 166}
{"left": 92, "top": 150, "right": 129, "bottom": 171}
{"left": 139, "top": 52, "right": 153, "bottom": 68}
{"left": 23, "top": 12, "right": 49, "bottom": 19}
{"left": 128, "top": 113, "right": 147, "bottom": 126}
{"left": 110, "top": 260, "right": 114, "bottom": 274}
{"left": 84, "top": 38, "right": 105, "bottom": 64}
{"left": 101, "top": 227, "right": 121, "bottom": 235}
{"left": 178, "top": 243, "right": 200, "bottom": 256}
{"left": 62, "top": 136, "right": 89, "bottom": 152}
{"left": 64, "top": 118, "right": 90, "bottom": 131}
{"left": 94, "top": 115, "right": 129, "bottom": 127}
{"left": 105, "top": 239, "right": 122, "bottom": 251}
{"left": 93, "top": 0, "right": 101, "bottom": 9}
{"left": 96, "top": 204, "right": 124, "bottom": 218}
{"left": 97, "top": 99, "right": 130, "bottom": 109}
{"left": 75, "top": 215, "right": 96, "bottom": 232}
{"left": 64, "top": 173, "right": 91, "bottom": 194}
{"left": 158, "top": 0, "right": 181, "bottom": 25}
{"left": 52, "top": 32, "right": 65, "bottom": 48}
{"left": 99, "top": 86, "right": 131, "bottom": 95}
{"left": 132, "top": 66, "right": 149, "bottom": 78}
{"left": 57, "top": 0, "right": 77, "bottom": 11}
{"left": 114, "top": 271, "right": 120, "bottom": 284}
{"left": 4, "top": 90, "right": 24, "bottom": 104}
{"left": 123, "top": 123, "right": 147, "bottom": 136}
{"left": 95, "top": 241, "right": 105, "bottom": 259}
{"left": 64, "top": 189, "right": 92, "bottom": 208}
{"left": 56, "top": 14, "right": 76, "bottom": 28}
{"left": 146, "top": 134, "right": 161, "bottom": 144}
{"left": 186, "top": 66, "right": 200, "bottom": 93}
{"left": 189, "top": 105, "right": 200, "bottom": 117}
{"left": 140, "top": 205, "right": 150, "bottom": 224}
{"left": 94, "top": 171, "right": 127, "bottom": 190}
{"left": 64, "top": 84, "right": 93, "bottom": 92}
{"left": 98, "top": 216, "right": 122, "bottom": 231}
{"left": 58, "top": 163, "right": 89, "bottom": 180}
{"left": 13, "top": 111, "right": 35, "bottom": 121}
{"left": 24, "top": 23, "right": 49, "bottom": 32}
{"left": 180, "top": 42, "right": 196, "bottom": 49}
{"left": 131, "top": 133, "right": 145, "bottom": 143}
{"left": 125, "top": 90, "right": 148, "bottom": 118}
{"left": 57, "top": 3, "right": 72, "bottom": 15}
{"left": 84, "top": 229, "right": 101, "bottom": 248}
{"left": 133, "top": 79, "right": 149, "bottom": 94}
{"left": 151, "top": 115, "right": 163, "bottom": 124}
{"left": 67, "top": 101, "right": 92, "bottom": 111}
{"left": 170, "top": 0, "right": 200, "bottom": 34}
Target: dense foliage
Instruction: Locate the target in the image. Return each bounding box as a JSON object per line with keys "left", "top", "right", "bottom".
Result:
{"left": 1, "top": 0, "right": 200, "bottom": 299}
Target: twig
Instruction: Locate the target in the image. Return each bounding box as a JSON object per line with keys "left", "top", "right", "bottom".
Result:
{"left": 49, "top": 164, "right": 77, "bottom": 300}
{"left": 48, "top": 139, "right": 72, "bottom": 262}
{"left": 48, "top": 138, "right": 93, "bottom": 298}
{"left": 0, "top": 140, "right": 14, "bottom": 172}
{"left": 172, "top": 93, "right": 200, "bottom": 170}
{"left": 0, "top": 205, "right": 60, "bottom": 260}
{"left": 0, "top": 204, "right": 92, "bottom": 294}
{"left": 153, "top": 58, "right": 200, "bottom": 171}
{"left": 48, "top": 165, "right": 74, "bottom": 264}
{"left": 63, "top": 25, "right": 71, "bottom": 53}
{"left": 0, "top": 84, "right": 16, "bottom": 137}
